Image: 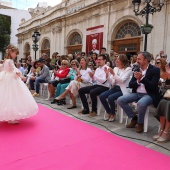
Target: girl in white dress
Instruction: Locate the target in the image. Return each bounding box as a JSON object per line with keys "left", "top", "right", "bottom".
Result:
{"left": 0, "top": 45, "right": 38, "bottom": 124}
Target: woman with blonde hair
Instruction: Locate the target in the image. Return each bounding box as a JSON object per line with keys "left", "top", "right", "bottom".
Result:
{"left": 0, "top": 45, "right": 38, "bottom": 124}
{"left": 47, "top": 60, "right": 70, "bottom": 99}
{"left": 155, "top": 58, "right": 168, "bottom": 80}
{"left": 53, "top": 60, "right": 79, "bottom": 103}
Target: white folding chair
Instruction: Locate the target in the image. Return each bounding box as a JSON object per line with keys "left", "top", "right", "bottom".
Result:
{"left": 125, "top": 102, "right": 152, "bottom": 132}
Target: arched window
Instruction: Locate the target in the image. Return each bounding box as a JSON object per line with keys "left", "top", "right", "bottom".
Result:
{"left": 41, "top": 39, "right": 50, "bottom": 57}
{"left": 115, "top": 22, "right": 141, "bottom": 39}
{"left": 70, "top": 33, "right": 82, "bottom": 45}
{"left": 42, "top": 40, "right": 50, "bottom": 49}
{"left": 25, "top": 43, "right": 30, "bottom": 52}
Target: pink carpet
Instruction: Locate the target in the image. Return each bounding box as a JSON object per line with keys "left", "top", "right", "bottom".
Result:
{"left": 0, "top": 104, "right": 169, "bottom": 170}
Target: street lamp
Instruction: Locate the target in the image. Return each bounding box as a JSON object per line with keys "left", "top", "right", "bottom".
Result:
{"left": 32, "top": 31, "right": 41, "bottom": 59}
{"left": 132, "top": 0, "right": 164, "bottom": 51}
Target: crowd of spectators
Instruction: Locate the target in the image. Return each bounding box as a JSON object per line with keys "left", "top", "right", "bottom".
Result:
{"left": 0, "top": 48, "right": 170, "bottom": 142}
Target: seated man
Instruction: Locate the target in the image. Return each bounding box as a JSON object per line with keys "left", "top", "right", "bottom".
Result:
{"left": 117, "top": 51, "right": 160, "bottom": 133}
{"left": 30, "top": 58, "right": 51, "bottom": 97}
{"left": 78, "top": 54, "right": 110, "bottom": 116}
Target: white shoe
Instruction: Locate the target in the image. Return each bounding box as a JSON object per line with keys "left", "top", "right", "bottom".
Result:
{"left": 104, "top": 113, "right": 110, "bottom": 121}
{"left": 45, "top": 97, "right": 53, "bottom": 101}
{"left": 8, "top": 120, "right": 20, "bottom": 124}
{"left": 109, "top": 116, "right": 116, "bottom": 122}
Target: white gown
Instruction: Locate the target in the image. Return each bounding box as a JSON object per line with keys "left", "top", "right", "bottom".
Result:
{"left": 0, "top": 59, "right": 38, "bottom": 121}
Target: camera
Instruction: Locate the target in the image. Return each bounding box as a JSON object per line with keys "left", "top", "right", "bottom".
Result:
{"left": 133, "top": 65, "right": 140, "bottom": 72}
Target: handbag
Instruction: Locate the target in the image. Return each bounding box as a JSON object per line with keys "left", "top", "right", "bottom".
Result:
{"left": 164, "top": 79, "right": 170, "bottom": 89}
{"left": 59, "top": 77, "right": 70, "bottom": 84}
{"left": 163, "top": 89, "right": 170, "bottom": 100}
{"left": 77, "top": 76, "right": 82, "bottom": 82}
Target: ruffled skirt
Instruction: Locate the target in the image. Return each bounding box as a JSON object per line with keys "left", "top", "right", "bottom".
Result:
{"left": 0, "top": 71, "right": 38, "bottom": 121}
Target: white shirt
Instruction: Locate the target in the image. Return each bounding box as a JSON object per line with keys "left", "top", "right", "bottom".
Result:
{"left": 74, "top": 67, "right": 92, "bottom": 83}
{"left": 136, "top": 65, "right": 149, "bottom": 94}
{"left": 108, "top": 67, "right": 132, "bottom": 95}
{"left": 93, "top": 65, "right": 110, "bottom": 87}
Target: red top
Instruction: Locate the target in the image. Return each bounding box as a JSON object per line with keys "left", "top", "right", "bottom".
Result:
{"left": 55, "top": 67, "right": 70, "bottom": 78}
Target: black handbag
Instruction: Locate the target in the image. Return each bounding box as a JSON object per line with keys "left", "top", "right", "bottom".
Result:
{"left": 59, "top": 78, "right": 71, "bottom": 84}
{"left": 164, "top": 79, "right": 170, "bottom": 89}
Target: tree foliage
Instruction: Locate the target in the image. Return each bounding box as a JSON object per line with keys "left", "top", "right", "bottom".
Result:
{"left": 0, "top": 14, "right": 11, "bottom": 56}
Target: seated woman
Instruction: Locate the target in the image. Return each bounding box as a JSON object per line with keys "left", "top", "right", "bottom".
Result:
{"left": 99, "top": 54, "right": 132, "bottom": 121}
{"left": 47, "top": 60, "right": 70, "bottom": 99}
{"left": 25, "top": 61, "right": 35, "bottom": 86}
{"left": 153, "top": 64, "right": 170, "bottom": 143}
{"left": 52, "top": 60, "right": 79, "bottom": 105}
{"left": 155, "top": 58, "right": 168, "bottom": 80}
{"left": 26, "top": 60, "right": 41, "bottom": 91}
{"left": 155, "top": 58, "right": 169, "bottom": 101}
{"left": 51, "top": 57, "right": 92, "bottom": 108}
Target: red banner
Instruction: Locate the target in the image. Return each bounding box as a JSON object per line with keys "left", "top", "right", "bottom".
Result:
{"left": 86, "top": 25, "right": 104, "bottom": 55}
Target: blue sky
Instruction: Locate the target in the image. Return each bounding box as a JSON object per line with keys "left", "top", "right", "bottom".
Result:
{"left": 6, "top": 0, "right": 62, "bottom": 10}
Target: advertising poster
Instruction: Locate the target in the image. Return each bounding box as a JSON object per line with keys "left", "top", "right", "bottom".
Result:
{"left": 86, "top": 25, "right": 104, "bottom": 55}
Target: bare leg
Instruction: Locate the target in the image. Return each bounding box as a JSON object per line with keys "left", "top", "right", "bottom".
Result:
{"left": 55, "top": 89, "right": 70, "bottom": 99}
{"left": 70, "top": 93, "right": 76, "bottom": 106}
{"left": 48, "top": 84, "right": 55, "bottom": 98}
{"left": 161, "top": 120, "right": 170, "bottom": 139}
{"left": 48, "top": 84, "right": 52, "bottom": 98}
{"left": 152, "top": 116, "right": 165, "bottom": 140}
{"left": 158, "top": 116, "right": 166, "bottom": 135}
{"left": 50, "top": 85, "right": 55, "bottom": 97}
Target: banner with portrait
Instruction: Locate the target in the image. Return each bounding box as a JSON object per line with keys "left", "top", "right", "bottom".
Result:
{"left": 86, "top": 25, "right": 104, "bottom": 55}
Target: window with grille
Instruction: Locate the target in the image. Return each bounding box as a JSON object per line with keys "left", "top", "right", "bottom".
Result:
{"left": 70, "top": 33, "right": 82, "bottom": 45}
{"left": 43, "top": 40, "right": 50, "bottom": 49}
{"left": 118, "top": 44, "right": 137, "bottom": 52}
{"left": 116, "top": 22, "right": 141, "bottom": 39}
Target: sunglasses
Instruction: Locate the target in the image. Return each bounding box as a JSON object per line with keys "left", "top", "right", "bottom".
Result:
{"left": 62, "top": 63, "right": 66, "bottom": 65}
{"left": 71, "top": 64, "right": 76, "bottom": 66}
{"left": 156, "top": 62, "right": 160, "bottom": 64}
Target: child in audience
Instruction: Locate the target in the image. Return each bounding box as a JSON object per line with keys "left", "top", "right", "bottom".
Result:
{"left": 0, "top": 45, "right": 38, "bottom": 124}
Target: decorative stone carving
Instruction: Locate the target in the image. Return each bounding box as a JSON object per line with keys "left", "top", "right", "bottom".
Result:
{"left": 21, "top": 18, "right": 26, "bottom": 24}
{"left": 103, "top": 6, "right": 109, "bottom": 13}
{"left": 28, "top": 2, "right": 51, "bottom": 18}
{"left": 52, "top": 26, "right": 62, "bottom": 33}
{"left": 18, "top": 39, "right": 22, "bottom": 44}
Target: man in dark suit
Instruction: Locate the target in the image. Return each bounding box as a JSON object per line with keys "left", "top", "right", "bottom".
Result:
{"left": 117, "top": 51, "right": 160, "bottom": 133}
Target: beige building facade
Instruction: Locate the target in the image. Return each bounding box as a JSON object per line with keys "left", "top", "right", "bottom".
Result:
{"left": 17, "top": 0, "right": 170, "bottom": 60}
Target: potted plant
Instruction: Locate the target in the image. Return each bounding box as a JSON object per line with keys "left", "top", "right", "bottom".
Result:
{"left": 140, "top": 23, "right": 153, "bottom": 34}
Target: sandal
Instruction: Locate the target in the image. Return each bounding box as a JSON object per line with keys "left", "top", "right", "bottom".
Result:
{"left": 157, "top": 131, "right": 170, "bottom": 143}
{"left": 153, "top": 130, "right": 163, "bottom": 141}
{"left": 67, "top": 105, "right": 77, "bottom": 109}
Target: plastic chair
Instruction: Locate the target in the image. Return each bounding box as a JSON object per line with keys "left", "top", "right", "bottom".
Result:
{"left": 125, "top": 102, "right": 151, "bottom": 132}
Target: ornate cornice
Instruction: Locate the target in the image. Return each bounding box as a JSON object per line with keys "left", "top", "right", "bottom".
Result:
{"left": 51, "top": 26, "right": 62, "bottom": 33}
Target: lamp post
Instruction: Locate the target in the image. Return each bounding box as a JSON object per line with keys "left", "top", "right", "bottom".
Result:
{"left": 32, "top": 31, "right": 41, "bottom": 60}
{"left": 132, "top": 0, "right": 164, "bottom": 51}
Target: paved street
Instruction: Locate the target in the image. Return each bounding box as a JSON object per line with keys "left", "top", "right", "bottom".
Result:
{"left": 35, "top": 96, "right": 170, "bottom": 156}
